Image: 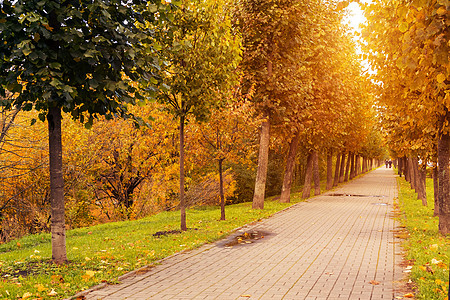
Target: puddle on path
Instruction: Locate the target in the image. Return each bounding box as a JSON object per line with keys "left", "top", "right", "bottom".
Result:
{"left": 217, "top": 230, "right": 272, "bottom": 248}
{"left": 326, "top": 193, "right": 386, "bottom": 198}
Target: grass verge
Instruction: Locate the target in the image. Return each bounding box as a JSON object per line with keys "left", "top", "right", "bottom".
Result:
{"left": 396, "top": 176, "right": 449, "bottom": 300}
{"left": 0, "top": 195, "right": 304, "bottom": 299}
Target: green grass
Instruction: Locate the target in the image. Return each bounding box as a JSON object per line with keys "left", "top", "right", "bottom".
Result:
{"left": 0, "top": 196, "right": 305, "bottom": 299}
{"left": 396, "top": 176, "right": 450, "bottom": 300}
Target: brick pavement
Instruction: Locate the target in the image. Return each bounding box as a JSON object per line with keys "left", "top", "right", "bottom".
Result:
{"left": 82, "top": 167, "right": 405, "bottom": 300}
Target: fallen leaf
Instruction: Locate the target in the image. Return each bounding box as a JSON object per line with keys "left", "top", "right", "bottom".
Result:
{"left": 47, "top": 289, "right": 58, "bottom": 296}
{"left": 240, "top": 295, "right": 251, "bottom": 298}
{"left": 404, "top": 293, "right": 414, "bottom": 298}
{"left": 35, "top": 283, "right": 47, "bottom": 292}
{"left": 369, "top": 280, "right": 380, "bottom": 285}
{"left": 22, "top": 292, "right": 33, "bottom": 299}
{"left": 405, "top": 266, "right": 413, "bottom": 270}
{"left": 429, "top": 244, "right": 438, "bottom": 250}
{"left": 431, "top": 258, "right": 442, "bottom": 264}
{"left": 85, "top": 270, "right": 96, "bottom": 277}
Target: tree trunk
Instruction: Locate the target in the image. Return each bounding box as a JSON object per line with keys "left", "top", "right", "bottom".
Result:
{"left": 179, "top": 116, "right": 187, "bottom": 231}
{"left": 326, "top": 150, "right": 333, "bottom": 190}
{"left": 312, "top": 150, "right": 320, "bottom": 196}
{"left": 405, "top": 157, "right": 410, "bottom": 182}
{"left": 349, "top": 153, "right": 355, "bottom": 179}
{"left": 408, "top": 157, "right": 415, "bottom": 189}
{"left": 433, "top": 166, "right": 439, "bottom": 217}
{"left": 356, "top": 155, "right": 360, "bottom": 175}
{"left": 252, "top": 113, "right": 270, "bottom": 209}
{"left": 438, "top": 131, "right": 450, "bottom": 234}
{"left": 333, "top": 152, "right": 341, "bottom": 187}
{"left": 218, "top": 159, "right": 225, "bottom": 220}
{"left": 412, "top": 157, "right": 419, "bottom": 192}
{"left": 339, "top": 153, "right": 346, "bottom": 183}
{"left": 398, "top": 157, "right": 403, "bottom": 177}
{"left": 302, "top": 152, "right": 313, "bottom": 199}
{"left": 417, "top": 163, "right": 427, "bottom": 206}
{"left": 344, "top": 152, "right": 351, "bottom": 182}
{"left": 280, "top": 132, "right": 300, "bottom": 203}
{"left": 48, "top": 106, "right": 67, "bottom": 264}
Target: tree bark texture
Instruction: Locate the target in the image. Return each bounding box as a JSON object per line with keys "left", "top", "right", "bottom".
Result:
{"left": 344, "top": 152, "right": 351, "bottom": 182}
{"left": 312, "top": 151, "right": 320, "bottom": 196}
{"left": 405, "top": 157, "right": 410, "bottom": 182}
{"left": 326, "top": 150, "right": 333, "bottom": 190}
{"left": 398, "top": 157, "right": 403, "bottom": 177}
{"left": 302, "top": 152, "right": 313, "bottom": 199}
{"left": 179, "top": 116, "right": 187, "bottom": 231}
{"left": 417, "top": 164, "right": 427, "bottom": 206}
{"left": 408, "top": 157, "right": 415, "bottom": 189}
{"left": 350, "top": 153, "right": 355, "bottom": 179}
{"left": 438, "top": 130, "right": 450, "bottom": 234}
{"left": 48, "top": 107, "right": 67, "bottom": 264}
{"left": 356, "top": 155, "right": 361, "bottom": 175}
{"left": 412, "top": 157, "right": 420, "bottom": 193}
{"left": 333, "top": 153, "right": 341, "bottom": 187}
{"left": 252, "top": 114, "right": 270, "bottom": 209}
{"left": 280, "top": 132, "right": 300, "bottom": 203}
{"left": 339, "top": 153, "right": 346, "bottom": 183}
{"left": 433, "top": 166, "right": 439, "bottom": 217}
{"left": 218, "top": 159, "right": 226, "bottom": 220}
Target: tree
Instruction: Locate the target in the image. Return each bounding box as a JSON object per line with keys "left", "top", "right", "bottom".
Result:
{"left": 362, "top": 0, "right": 449, "bottom": 233}
{"left": 234, "top": 0, "right": 318, "bottom": 209}
{"left": 151, "top": 0, "right": 241, "bottom": 230}
{"left": 0, "top": 0, "right": 168, "bottom": 263}
{"left": 191, "top": 99, "right": 256, "bottom": 220}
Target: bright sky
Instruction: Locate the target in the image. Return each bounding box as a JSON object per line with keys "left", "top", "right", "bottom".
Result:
{"left": 345, "top": 2, "right": 367, "bottom": 34}
{"left": 344, "top": 2, "right": 373, "bottom": 73}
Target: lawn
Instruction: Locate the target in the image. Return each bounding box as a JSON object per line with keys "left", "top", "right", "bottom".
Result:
{"left": 396, "top": 176, "right": 450, "bottom": 300}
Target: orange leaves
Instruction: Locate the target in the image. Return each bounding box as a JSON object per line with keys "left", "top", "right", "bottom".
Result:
{"left": 336, "top": 1, "right": 349, "bottom": 11}
{"left": 403, "top": 293, "right": 414, "bottom": 298}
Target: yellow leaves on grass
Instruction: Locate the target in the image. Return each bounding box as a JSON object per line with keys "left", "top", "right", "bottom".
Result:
{"left": 82, "top": 270, "right": 96, "bottom": 281}
{"left": 35, "top": 284, "right": 47, "bottom": 292}
{"left": 21, "top": 292, "right": 33, "bottom": 299}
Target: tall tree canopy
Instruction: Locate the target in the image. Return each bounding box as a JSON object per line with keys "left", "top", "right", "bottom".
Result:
{"left": 0, "top": 0, "right": 172, "bottom": 263}
{"left": 150, "top": 0, "right": 241, "bottom": 230}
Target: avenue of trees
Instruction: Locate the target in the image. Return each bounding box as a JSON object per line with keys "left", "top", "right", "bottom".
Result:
{"left": 361, "top": 0, "right": 449, "bottom": 234}
{"left": 0, "top": 0, "right": 386, "bottom": 263}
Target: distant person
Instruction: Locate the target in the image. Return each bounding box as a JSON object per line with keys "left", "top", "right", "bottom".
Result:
{"left": 385, "top": 160, "right": 389, "bottom": 168}
{"left": 388, "top": 160, "right": 392, "bottom": 168}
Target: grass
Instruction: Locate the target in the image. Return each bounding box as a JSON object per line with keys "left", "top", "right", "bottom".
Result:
{"left": 0, "top": 195, "right": 305, "bottom": 299}
{"left": 396, "top": 176, "right": 450, "bottom": 300}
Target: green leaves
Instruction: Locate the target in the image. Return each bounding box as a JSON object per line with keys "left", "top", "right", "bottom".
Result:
{"left": 0, "top": 0, "right": 170, "bottom": 126}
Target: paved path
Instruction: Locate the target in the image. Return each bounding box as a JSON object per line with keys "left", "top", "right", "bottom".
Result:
{"left": 83, "top": 167, "right": 404, "bottom": 300}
